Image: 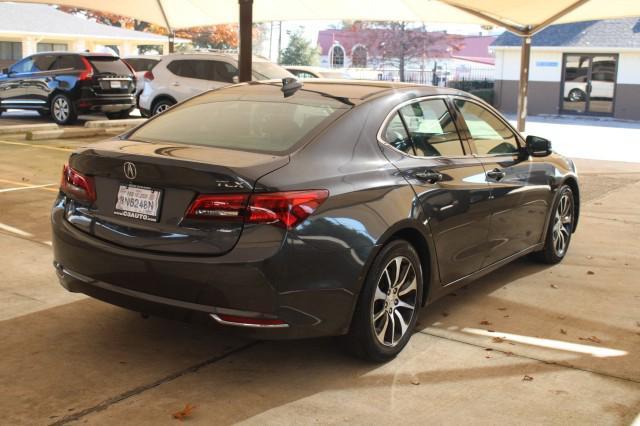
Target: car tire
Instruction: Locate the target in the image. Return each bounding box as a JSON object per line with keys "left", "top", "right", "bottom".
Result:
{"left": 344, "top": 239, "right": 422, "bottom": 362}
{"left": 50, "top": 94, "right": 77, "bottom": 125}
{"left": 568, "top": 89, "right": 586, "bottom": 102}
{"left": 152, "top": 99, "right": 174, "bottom": 116}
{"left": 535, "top": 185, "right": 575, "bottom": 264}
{"left": 105, "top": 109, "right": 132, "bottom": 120}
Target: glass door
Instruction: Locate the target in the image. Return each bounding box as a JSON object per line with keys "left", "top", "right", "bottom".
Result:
{"left": 561, "top": 54, "right": 617, "bottom": 115}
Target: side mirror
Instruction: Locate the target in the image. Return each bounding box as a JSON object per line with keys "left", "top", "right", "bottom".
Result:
{"left": 232, "top": 75, "right": 239, "bottom": 84}
{"left": 525, "top": 135, "right": 552, "bottom": 157}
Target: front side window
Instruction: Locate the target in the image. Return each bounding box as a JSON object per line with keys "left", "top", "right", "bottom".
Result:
{"left": 455, "top": 99, "right": 519, "bottom": 155}
{"left": 398, "top": 99, "right": 464, "bottom": 157}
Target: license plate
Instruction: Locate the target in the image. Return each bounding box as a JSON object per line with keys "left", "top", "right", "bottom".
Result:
{"left": 114, "top": 184, "right": 162, "bottom": 222}
{"left": 110, "top": 80, "right": 122, "bottom": 88}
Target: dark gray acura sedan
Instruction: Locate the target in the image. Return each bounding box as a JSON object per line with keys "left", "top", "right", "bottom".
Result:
{"left": 52, "top": 79, "right": 579, "bottom": 361}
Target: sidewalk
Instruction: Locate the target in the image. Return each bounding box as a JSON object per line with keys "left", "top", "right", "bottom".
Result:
{"left": 507, "top": 115, "right": 640, "bottom": 163}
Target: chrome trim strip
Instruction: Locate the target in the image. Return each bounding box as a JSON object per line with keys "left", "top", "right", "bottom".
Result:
{"left": 210, "top": 313, "right": 290, "bottom": 329}
{"left": 1, "top": 99, "right": 46, "bottom": 104}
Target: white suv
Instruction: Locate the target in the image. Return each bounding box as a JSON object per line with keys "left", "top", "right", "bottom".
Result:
{"left": 139, "top": 52, "right": 294, "bottom": 116}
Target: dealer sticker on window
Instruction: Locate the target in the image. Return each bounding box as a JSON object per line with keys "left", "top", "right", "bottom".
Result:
{"left": 114, "top": 184, "right": 162, "bottom": 222}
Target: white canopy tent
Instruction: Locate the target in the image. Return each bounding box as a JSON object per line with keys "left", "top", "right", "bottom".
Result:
{"left": 5, "top": 0, "right": 640, "bottom": 130}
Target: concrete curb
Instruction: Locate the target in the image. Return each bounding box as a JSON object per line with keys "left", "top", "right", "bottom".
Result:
{"left": 84, "top": 119, "right": 146, "bottom": 129}
{"left": 0, "top": 123, "right": 59, "bottom": 135}
{"left": 26, "top": 128, "right": 107, "bottom": 141}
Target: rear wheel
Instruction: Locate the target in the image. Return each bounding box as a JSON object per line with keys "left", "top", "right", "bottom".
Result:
{"left": 152, "top": 99, "right": 174, "bottom": 116}
{"left": 51, "top": 94, "right": 77, "bottom": 125}
{"left": 535, "top": 185, "right": 575, "bottom": 264}
{"left": 345, "top": 239, "right": 422, "bottom": 362}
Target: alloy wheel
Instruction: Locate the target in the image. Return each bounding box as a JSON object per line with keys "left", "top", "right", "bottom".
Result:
{"left": 552, "top": 192, "right": 573, "bottom": 257}
{"left": 53, "top": 97, "right": 70, "bottom": 122}
{"left": 154, "top": 103, "right": 170, "bottom": 115}
{"left": 371, "top": 256, "right": 418, "bottom": 347}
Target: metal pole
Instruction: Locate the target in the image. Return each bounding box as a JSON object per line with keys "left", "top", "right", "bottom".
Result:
{"left": 238, "top": 0, "right": 253, "bottom": 82}
{"left": 277, "top": 21, "right": 282, "bottom": 64}
{"left": 168, "top": 31, "right": 175, "bottom": 53}
{"left": 516, "top": 35, "right": 531, "bottom": 132}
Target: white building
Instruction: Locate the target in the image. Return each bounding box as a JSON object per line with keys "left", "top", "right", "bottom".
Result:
{"left": 492, "top": 18, "right": 640, "bottom": 121}
{"left": 0, "top": 3, "right": 174, "bottom": 69}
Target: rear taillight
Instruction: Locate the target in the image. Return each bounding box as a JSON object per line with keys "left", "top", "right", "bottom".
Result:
{"left": 79, "top": 56, "right": 94, "bottom": 81}
{"left": 185, "top": 190, "right": 328, "bottom": 229}
{"left": 143, "top": 70, "right": 154, "bottom": 81}
{"left": 60, "top": 164, "right": 96, "bottom": 204}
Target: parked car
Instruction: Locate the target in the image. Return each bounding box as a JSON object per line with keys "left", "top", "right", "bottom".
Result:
{"left": 0, "top": 52, "right": 135, "bottom": 124}
{"left": 52, "top": 80, "right": 579, "bottom": 362}
{"left": 138, "top": 52, "right": 294, "bottom": 116}
{"left": 285, "top": 65, "right": 351, "bottom": 79}
{"left": 122, "top": 55, "right": 162, "bottom": 103}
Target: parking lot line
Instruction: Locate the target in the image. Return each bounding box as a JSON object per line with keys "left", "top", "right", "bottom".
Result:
{"left": 0, "top": 183, "right": 57, "bottom": 193}
{"left": 0, "top": 140, "right": 74, "bottom": 152}
{"left": 0, "top": 223, "right": 33, "bottom": 238}
{"left": 0, "top": 178, "right": 58, "bottom": 193}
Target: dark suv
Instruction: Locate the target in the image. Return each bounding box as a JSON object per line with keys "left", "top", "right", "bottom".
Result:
{"left": 0, "top": 52, "right": 136, "bottom": 124}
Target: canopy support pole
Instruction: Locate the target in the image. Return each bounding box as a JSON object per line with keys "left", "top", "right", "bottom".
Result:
{"left": 516, "top": 35, "right": 531, "bottom": 132}
{"left": 238, "top": 0, "right": 253, "bottom": 82}
{"left": 156, "top": 0, "right": 174, "bottom": 53}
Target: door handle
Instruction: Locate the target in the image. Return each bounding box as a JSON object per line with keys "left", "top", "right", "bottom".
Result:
{"left": 486, "top": 168, "right": 506, "bottom": 181}
{"left": 414, "top": 170, "right": 443, "bottom": 183}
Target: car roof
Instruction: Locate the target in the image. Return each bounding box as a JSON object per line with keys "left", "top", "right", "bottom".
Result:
{"left": 160, "top": 52, "right": 271, "bottom": 62}
{"left": 123, "top": 55, "right": 162, "bottom": 60}
{"left": 27, "top": 51, "right": 119, "bottom": 58}
{"left": 197, "top": 79, "right": 469, "bottom": 107}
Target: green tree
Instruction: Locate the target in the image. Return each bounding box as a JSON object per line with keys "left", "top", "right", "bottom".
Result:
{"left": 279, "top": 29, "right": 319, "bottom": 66}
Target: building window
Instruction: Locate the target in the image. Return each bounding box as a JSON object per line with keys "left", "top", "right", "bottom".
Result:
{"left": 0, "top": 41, "right": 22, "bottom": 61}
{"left": 330, "top": 45, "right": 345, "bottom": 68}
{"left": 352, "top": 45, "right": 367, "bottom": 68}
{"left": 37, "top": 43, "right": 68, "bottom": 53}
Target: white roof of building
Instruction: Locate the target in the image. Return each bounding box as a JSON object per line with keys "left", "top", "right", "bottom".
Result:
{"left": 0, "top": 2, "right": 177, "bottom": 42}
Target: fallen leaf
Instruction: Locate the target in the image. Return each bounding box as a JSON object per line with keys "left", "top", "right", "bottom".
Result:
{"left": 505, "top": 351, "right": 514, "bottom": 356}
{"left": 508, "top": 342, "right": 516, "bottom": 345}
{"left": 550, "top": 284, "right": 559, "bottom": 289}
{"left": 448, "top": 293, "right": 457, "bottom": 297}
{"left": 410, "top": 377, "right": 420, "bottom": 385}
{"left": 497, "top": 307, "right": 507, "bottom": 311}
{"left": 587, "top": 270, "right": 595, "bottom": 275}
{"left": 492, "top": 337, "right": 505, "bottom": 343}
{"left": 552, "top": 390, "right": 569, "bottom": 395}
{"left": 522, "top": 375, "right": 534, "bottom": 381}
{"left": 480, "top": 320, "right": 492, "bottom": 326}
{"left": 579, "top": 336, "right": 602, "bottom": 344}
{"left": 503, "top": 315, "right": 510, "bottom": 318}
{"left": 485, "top": 355, "right": 492, "bottom": 359}
{"left": 560, "top": 329, "right": 567, "bottom": 335}
{"left": 441, "top": 312, "right": 449, "bottom": 317}
{"left": 173, "top": 403, "right": 196, "bottom": 421}
{"left": 485, "top": 348, "right": 493, "bottom": 351}
{"left": 558, "top": 315, "right": 566, "bottom": 320}
{"left": 488, "top": 329, "right": 495, "bottom": 332}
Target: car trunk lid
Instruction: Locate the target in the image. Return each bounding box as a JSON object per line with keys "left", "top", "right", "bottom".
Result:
{"left": 66, "top": 139, "right": 288, "bottom": 255}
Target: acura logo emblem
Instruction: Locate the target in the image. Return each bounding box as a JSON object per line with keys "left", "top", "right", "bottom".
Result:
{"left": 123, "top": 162, "right": 137, "bottom": 180}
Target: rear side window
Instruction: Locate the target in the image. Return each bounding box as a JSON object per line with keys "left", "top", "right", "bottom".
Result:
{"left": 392, "top": 99, "right": 464, "bottom": 157}
{"left": 32, "top": 55, "right": 56, "bottom": 72}
{"left": 383, "top": 113, "right": 413, "bottom": 155}
{"left": 88, "top": 57, "right": 132, "bottom": 75}
{"left": 129, "top": 98, "right": 346, "bottom": 154}
{"left": 51, "top": 55, "right": 83, "bottom": 71}
{"left": 167, "top": 59, "right": 237, "bottom": 82}
{"left": 454, "top": 99, "right": 519, "bottom": 155}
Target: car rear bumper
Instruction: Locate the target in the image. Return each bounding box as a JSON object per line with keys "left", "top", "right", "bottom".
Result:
{"left": 51, "top": 198, "right": 365, "bottom": 340}
{"left": 78, "top": 96, "right": 135, "bottom": 113}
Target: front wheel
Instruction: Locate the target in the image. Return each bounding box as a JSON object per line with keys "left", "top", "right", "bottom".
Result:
{"left": 535, "top": 185, "right": 575, "bottom": 264}
{"left": 50, "top": 94, "right": 77, "bottom": 125}
{"left": 344, "top": 239, "right": 422, "bottom": 362}
{"left": 152, "top": 99, "right": 174, "bottom": 116}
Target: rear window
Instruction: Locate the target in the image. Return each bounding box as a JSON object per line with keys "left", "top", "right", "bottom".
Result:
{"left": 124, "top": 58, "right": 158, "bottom": 72}
{"left": 129, "top": 94, "right": 348, "bottom": 154}
{"left": 88, "top": 57, "right": 132, "bottom": 75}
